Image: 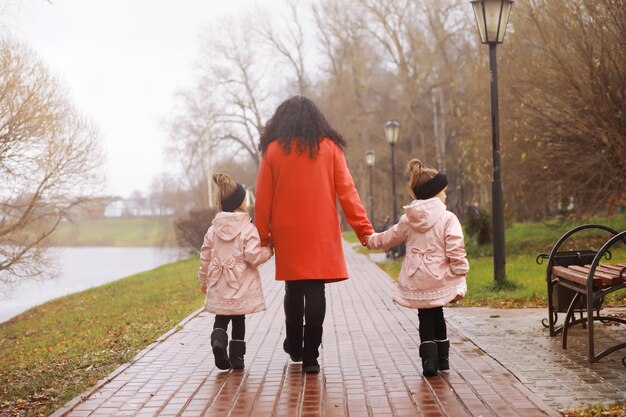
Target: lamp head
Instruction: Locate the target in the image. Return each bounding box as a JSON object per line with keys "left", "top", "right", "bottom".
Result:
{"left": 384, "top": 120, "right": 401, "bottom": 145}
{"left": 471, "top": 0, "right": 513, "bottom": 44}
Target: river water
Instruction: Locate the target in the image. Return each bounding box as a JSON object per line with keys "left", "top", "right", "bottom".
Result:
{"left": 0, "top": 247, "right": 186, "bottom": 324}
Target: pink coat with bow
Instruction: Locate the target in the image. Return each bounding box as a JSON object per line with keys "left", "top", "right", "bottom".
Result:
{"left": 368, "top": 198, "right": 469, "bottom": 309}
{"left": 198, "top": 212, "right": 273, "bottom": 315}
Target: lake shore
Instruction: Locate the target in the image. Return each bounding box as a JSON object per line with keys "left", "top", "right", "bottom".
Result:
{"left": 1, "top": 247, "right": 186, "bottom": 324}
{"left": 0, "top": 257, "right": 203, "bottom": 417}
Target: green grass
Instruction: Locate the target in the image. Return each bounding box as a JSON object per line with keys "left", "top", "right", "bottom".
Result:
{"left": 47, "top": 217, "right": 177, "bottom": 247}
{"left": 0, "top": 258, "right": 202, "bottom": 417}
{"left": 342, "top": 230, "right": 361, "bottom": 244}
{"left": 471, "top": 214, "right": 626, "bottom": 258}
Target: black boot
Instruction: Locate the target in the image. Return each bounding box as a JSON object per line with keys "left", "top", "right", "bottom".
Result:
{"left": 229, "top": 340, "right": 246, "bottom": 370}
{"left": 419, "top": 341, "right": 438, "bottom": 377}
{"left": 211, "top": 328, "right": 230, "bottom": 370}
{"left": 302, "top": 325, "right": 323, "bottom": 373}
{"left": 283, "top": 321, "right": 303, "bottom": 362}
{"left": 436, "top": 340, "right": 450, "bottom": 371}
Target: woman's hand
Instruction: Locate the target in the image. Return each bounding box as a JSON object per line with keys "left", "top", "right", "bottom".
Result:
{"left": 363, "top": 235, "right": 370, "bottom": 247}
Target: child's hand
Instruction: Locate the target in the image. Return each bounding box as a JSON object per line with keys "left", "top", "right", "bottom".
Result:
{"left": 363, "top": 235, "right": 370, "bottom": 247}
{"left": 201, "top": 284, "right": 207, "bottom": 294}
{"left": 450, "top": 294, "right": 463, "bottom": 303}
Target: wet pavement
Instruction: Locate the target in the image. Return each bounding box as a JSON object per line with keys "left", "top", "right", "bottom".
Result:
{"left": 51, "top": 244, "right": 624, "bottom": 417}
{"left": 446, "top": 307, "right": 625, "bottom": 411}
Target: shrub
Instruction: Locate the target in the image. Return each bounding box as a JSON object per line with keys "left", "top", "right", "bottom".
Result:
{"left": 466, "top": 205, "right": 492, "bottom": 246}
{"left": 174, "top": 208, "right": 218, "bottom": 253}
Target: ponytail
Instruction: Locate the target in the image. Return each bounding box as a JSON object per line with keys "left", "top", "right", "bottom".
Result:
{"left": 406, "top": 159, "right": 438, "bottom": 199}
{"left": 212, "top": 172, "right": 238, "bottom": 210}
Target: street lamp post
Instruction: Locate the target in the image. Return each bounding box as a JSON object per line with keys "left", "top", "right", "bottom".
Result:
{"left": 470, "top": 0, "right": 513, "bottom": 285}
{"left": 365, "top": 150, "right": 376, "bottom": 225}
{"left": 384, "top": 120, "right": 401, "bottom": 224}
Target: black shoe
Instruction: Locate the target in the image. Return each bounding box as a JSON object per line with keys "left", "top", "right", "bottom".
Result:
{"left": 436, "top": 340, "right": 450, "bottom": 371}
{"left": 419, "top": 341, "right": 438, "bottom": 377}
{"left": 229, "top": 340, "right": 246, "bottom": 370}
{"left": 302, "top": 358, "right": 320, "bottom": 374}
{"left": 284, "top": 321, "right": 303, "bottom": 362}
{"left": 283, "top": 339, "right": 303, "bottom": 362}
{"left": 302, "top": 325, "right": 323, "bottom": 373}
{"left": 211, "top": 329, "right": 230, "bottom": 370}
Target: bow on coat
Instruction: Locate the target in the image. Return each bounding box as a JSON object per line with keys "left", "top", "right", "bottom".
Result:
{"left": 406, "top": 246, "right": 439, "bottom": 277}
{"left": 207, "top": 256, "right": 246, "bottom": 290}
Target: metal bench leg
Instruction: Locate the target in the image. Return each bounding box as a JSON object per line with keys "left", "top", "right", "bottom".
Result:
{"left": 562, "top": 292, "right": 582, "bottom": 349}
{"left": 580, "top": 309, "right": 586, "bottom": 329}
{"left": 587, "top": 294, "right": 595, "bottom": 363}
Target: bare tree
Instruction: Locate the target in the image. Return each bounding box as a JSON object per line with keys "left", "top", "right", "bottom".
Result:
{"left": 255, "top": 0, "right": 310, "bottom": 95}
{"left": 0, "top": 38, "right": 104, "bottom": 287}
{"left": 197, "top": 16, "right": 276, "bottom": 168}
{"left": 489, "top": 0, "right": 626, "bottom": 218}
{"left": 164, "top": 0, "right": 626, "bottom": 224}
{"left": 311, "top": 0, "right": 474, "bottom": 217}
{"left": 164, "top": 89, "right": 217, "bottom": 209}
{"left": 165, "top": 9, "right": 313, "bottom": 208}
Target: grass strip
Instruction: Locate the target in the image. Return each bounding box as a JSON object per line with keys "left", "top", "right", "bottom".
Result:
{"left": 0, "top": 258, "right": 203, "bottom": 417}
{"left": 47, "top": 217, "right": 177, "bottom": 247}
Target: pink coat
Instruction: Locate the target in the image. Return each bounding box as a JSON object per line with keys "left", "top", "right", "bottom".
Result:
{"left": 198, "top": 212, "right": 273, "bottom": 315}
{"left": 368, "top": 198, "right": 469, "bottom": 309}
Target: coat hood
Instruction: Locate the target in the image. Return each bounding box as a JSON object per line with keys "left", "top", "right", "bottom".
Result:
{"left": 403, "top": 198, "right": 446, "bottom": 232}
{"left": 212, "top": 211, "right": 251, "bottom": 241}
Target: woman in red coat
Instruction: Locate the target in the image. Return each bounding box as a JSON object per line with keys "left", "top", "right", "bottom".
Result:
{"left": 255, "top": 96, "right": 374, "bottom": 373}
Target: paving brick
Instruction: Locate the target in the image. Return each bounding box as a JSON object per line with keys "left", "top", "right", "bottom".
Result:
{"left": 446, "top": 305, "right": 626, "bottom": 410}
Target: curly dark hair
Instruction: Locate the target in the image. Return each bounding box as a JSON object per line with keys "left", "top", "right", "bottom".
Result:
{"left": 258, "top": 96, "right": 347, "bottom": 157}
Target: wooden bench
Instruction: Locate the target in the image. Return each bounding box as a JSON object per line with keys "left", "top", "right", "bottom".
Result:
{"left": 539, "top": 225, "right": 626, "bottom": 364}
{"left": 552, "top": 264, "right": 626, "bottom": 288}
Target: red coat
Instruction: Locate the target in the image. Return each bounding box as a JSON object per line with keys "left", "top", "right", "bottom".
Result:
{"left": 254, "top": 138, "right": 374, "bottom": 282}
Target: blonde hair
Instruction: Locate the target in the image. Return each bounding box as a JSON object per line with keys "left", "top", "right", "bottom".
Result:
{"left": 212, "top": 172, "right": 238, "bottom": 210}
{"left": 406, "top": 159, "right": 438, "bottom": 199}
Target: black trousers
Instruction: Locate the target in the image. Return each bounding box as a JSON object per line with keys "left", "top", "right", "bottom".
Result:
{"left": 214, "top": 315, "right": 245, "bottom": 340}
{"left": 284, "top": 280, "right": 326, "bottom": 327}
{"left": 417, "top": 307, "right": 447, "bottom": 342}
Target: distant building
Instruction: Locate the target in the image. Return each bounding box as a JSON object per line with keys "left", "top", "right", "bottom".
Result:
{"left": 103, "top": 200, "right": 125, "bottom": 217}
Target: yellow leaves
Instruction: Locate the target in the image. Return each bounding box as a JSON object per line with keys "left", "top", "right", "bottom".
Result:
{"left": 560, "top": 403, "right": 626, "bottom": 417}
{"left": 520, "top": 152, "right": 527, "bottom": 161}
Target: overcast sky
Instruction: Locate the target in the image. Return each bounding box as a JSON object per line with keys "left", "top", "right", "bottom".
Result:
{"left": 10, "top": 0, "right": 281, "bottom": 198}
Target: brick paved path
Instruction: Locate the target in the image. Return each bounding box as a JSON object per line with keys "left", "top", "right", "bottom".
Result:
{"left": 53, "top": 245, "right": 566, "bottom": 417}
{"left": 446, "top": 307, "right": 626, "bottom": 410}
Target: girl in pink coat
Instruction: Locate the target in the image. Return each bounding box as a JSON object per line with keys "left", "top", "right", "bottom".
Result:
{"left": 366, "top": 159, "right": 469, "bottom": 377}
{"left": 198, "top": 172, "right": 273, "bottom": 370}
